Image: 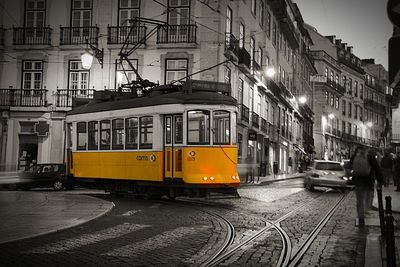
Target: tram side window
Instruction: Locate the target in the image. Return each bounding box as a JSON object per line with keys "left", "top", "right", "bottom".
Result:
{"left": 112, "top": 119, "right": 124, "bottom": 150}
{"left": 187, "top": 110, "right": 210, "bottom": 144}
{"left": 126, "top": 117, "right": 138, "bottom": 149}
{"left": 77, "top": 122, "right": 87, "bottom": 150}
{"left": 140, "top": 116, "right": 153, "bottom": 149}
{"left": 100, "top": 120, "right": 111, "bottom": 150}
{"left": 213, "top": 111, "right": 230, "bottom": 145}
{"left": 88, "top": 121, "right": 98, "bottom": 150}
{"left": 174, "top": 116, "right": 183, "bottom": 144}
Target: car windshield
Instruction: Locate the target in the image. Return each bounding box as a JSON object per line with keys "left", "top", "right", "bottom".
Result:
{"left": 315, "top": 162, "right": 343, "bottom": 171}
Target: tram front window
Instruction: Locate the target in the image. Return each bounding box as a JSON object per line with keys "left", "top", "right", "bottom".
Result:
{"left": 213, "top": 111, "right": 230, "bottom": 144}
{"left": 188, "top": 110, "right": 210, "bottom": 144}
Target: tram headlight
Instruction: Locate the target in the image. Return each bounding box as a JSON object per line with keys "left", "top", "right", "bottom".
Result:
{"left": 210, "top": 176, "right": 215, "bottom": 181}
{"left": 203, "top": 176, "right": 208, "bottom": 181}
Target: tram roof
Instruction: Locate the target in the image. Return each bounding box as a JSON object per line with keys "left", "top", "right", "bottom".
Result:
{"left": 68, "top": 83, "right": 237, "bottom": 115}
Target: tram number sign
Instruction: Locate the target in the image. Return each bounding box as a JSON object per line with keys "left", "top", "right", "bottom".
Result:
{"left": 136, "top": 155, "right": 149, "bottom": 161}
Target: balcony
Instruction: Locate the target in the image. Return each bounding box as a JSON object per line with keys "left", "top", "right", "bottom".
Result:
{"left": 252, "top": 60, "right": 262, "bottom": 72}
{"left": 13, "top": 27, "right": 52, "bottom": 45}
{"left": 224, "top": 33, "right": 239, "bottom": 60}
{"left": 338, "top": 54, "right": 365, "bottom": 74}
{"left": 0, "top": 89, "right": 47, "bottom": 107}
{"left": 269, "top": 0, "right": 287, "bottom": 19}
{"left": 280, "top": 18, "right": 299, "bottom": 49}
{"left": 238, "top": 47, "right": 251, "bottom": 71}
{"left": 107, "top": 25, "right": 147, "bottom": 45}
{"left": 251, "top": 112, "right": 259, "bottom": 129}
{"left": 239, "top": 104, "right": 249, "bottom": 124}
{"left": 60, "top": 26, "right": 99, "bottom": 45}
{"left": 55, "top": 89, "right": 94, "bottom": 107}
{"left": 157, "top": 25, "right": 197, "bottom": 44}
{"left": 0, "top": 27, "right": 5, "bottom": 46}
{"left": 261, "top": 118, "right": 269, "bottom": 134}
{"left": 364, "top": 99, "right": 386, "bottom": 113}
{"left": 314, "top": 77, "right": 345, "bottom": 95}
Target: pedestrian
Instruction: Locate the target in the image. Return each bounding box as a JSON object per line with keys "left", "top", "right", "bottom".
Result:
{"left": 393, "top": 152, "right": 400, "bottom": 191}
{"left": 381, "top": 152, "right": 393, "bottom": 187}
{"left": 350, "top": 146, "right": 383, "bottom": 227}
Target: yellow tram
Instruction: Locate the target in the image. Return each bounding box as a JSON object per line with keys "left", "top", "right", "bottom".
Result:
{"left": 65, "top": 81, "right": 240, "bottom": 198}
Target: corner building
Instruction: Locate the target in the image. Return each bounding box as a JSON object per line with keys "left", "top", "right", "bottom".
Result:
{"left": 0, "top": 0, "right": 315, "bottom": 175}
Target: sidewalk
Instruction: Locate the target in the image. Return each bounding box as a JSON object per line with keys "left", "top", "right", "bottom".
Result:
{"left": 240, "top": 172, "right": 304, "bottom": 185}
{"left": 0, "top": 190, "right": 114, "bottom": 244}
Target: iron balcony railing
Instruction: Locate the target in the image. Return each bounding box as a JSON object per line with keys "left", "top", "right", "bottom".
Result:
{"left": 107, "top": 25, "right": 147, "bottom": 45}
{"left": 0, "top": 89, "right": 47, "bottom": 107}
{"left": 60, "top": 26, "right": 99, "bottom": 45}
{"left": 251, "top": 111, "right": 259, "bottom": 129}
{"left": 56, "top": 89, "right": 94, "bottom": 107}
{"left": 238, "top": 47, "right": 251, "bottom": 70}
{"left": 224, "top": 33, "right": 239, "bottom": 59}
{"left": 157, "top": 25, "right": 197, "bottom": 44}
{"left": 13, "top": 27, "right": 52, "bottom": 45}
{"left": 261, "top": 118, "right": 269, "bottom": 134}
{"left": 0, "top": 27, "right": 5, "bottom": 45}
{"left": 239, "top": 104, "right": 250, "bottom": 124}
{"left": 364, "top": 98, "right": 386, "bottom": 112}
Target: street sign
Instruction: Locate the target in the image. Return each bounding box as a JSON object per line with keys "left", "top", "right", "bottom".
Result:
{"left": 387, "top": 0, "right": 400, "bottom": 27}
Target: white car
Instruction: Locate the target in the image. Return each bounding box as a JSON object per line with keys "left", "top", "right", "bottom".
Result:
{"left": 304, "top": 160, "right": 353, "bottom": 190}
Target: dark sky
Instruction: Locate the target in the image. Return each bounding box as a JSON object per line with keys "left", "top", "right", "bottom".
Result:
{"left": 294, "top": 0, "right": 393, "bottom": 69}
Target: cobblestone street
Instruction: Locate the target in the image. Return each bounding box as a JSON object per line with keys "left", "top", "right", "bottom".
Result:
{"left": 1, "top": 179, "right": 396, "bottom": 266}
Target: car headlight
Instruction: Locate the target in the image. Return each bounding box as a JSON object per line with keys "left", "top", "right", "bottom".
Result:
{"left": 342, "top": 176, "right": 353, "bottom": 181}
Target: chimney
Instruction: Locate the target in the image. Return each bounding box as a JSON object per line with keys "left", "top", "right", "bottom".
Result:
{"left": 341, "top": 43, "right": 347, "bottom": 50}
{"left": 347, "top": 46, "right": 353, "bottom": 53}
{"left": 335, "top": 39, "right": 342, "bottom": 46}
{"left": 325, "top": 35, "right": 336, "bottom": 43}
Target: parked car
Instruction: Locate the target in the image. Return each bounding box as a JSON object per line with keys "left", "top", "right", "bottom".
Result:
{"left": 15, "top": 163, "right": 72, "bottom": 191}
{"left": 304, "top": 160, "right": 353, "bottom": 190}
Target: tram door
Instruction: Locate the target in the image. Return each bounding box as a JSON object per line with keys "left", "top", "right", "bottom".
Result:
{"left": 164, "top": 115, "right": 183, "bottom": 179}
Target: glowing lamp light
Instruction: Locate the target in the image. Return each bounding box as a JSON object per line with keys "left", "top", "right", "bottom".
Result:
{"left": 298, "top": 96, "right": 307, "bottom": 104}
{"left": 265, "top": 67, "right": 276, "bottom": 77}
{"left": 81, "top": 51, "right": 94, "bottom": 70}
{"left": 328, "top": 113, "right": 335, "bottom": 120}
{"left": 366, "top": 122, "right": 373, "bottom": 127}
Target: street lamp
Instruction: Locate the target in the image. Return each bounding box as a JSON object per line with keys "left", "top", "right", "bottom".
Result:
{"left": 328, "top": 113, "right": 335, "bottom": 120}
{"left": 298, "top": 95, "right": 307, "bottom": 104}
{"left": 265, "top": 67, "right": 276, "bottom": 77}
{"left": 366, "top": 121, "right": 373, "bottom": 128}
{"left": 81, "top": 39, "right": 104, "bottom": 70}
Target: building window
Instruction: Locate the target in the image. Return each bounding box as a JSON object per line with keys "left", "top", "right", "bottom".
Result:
{"left": 360, "top": 84, "right": 364, "bottom": 99}
{"left": 187, "top": 110, "right": 210, "bottom": 144}
{"left": 238, "top": 78, "right": 243, "bottom": 105}
{"left": 118, "top": 0, "right": 140, "bottom": 26}
{"left": 112, "top": 119, "right": 124, "bottom": 150}
{"left": 239, "top": 23, "right": 245, "bottom": 49}
{"left": 348, "top": 78, "right": 352, "bottom": 95}
{"left": 22, "top": 61, "right": 43, "bottom": 91}
{"left": 213, "top": 111, "right": 230, "bottom": 144}
{"left": 250, "top": 36, "right": 255, "bottom": 66}
{"left": 259, "top": 0, "right": 264, "bottom": 26}
{"left": 77, "top": 122, "right": 87, "bottom": 151}
{"left": 266, "top": 11, "right": 271, "bottom": 38}
{"left": 272, "top": 22, "right": 277, "bottom": 46}
{"left": 71, "top": 0, "right": 92, "bottom": 29}
{"left": 115, "top": 59, "right": 138, "bottom": 89}
{"left": 330, "top": 94, "right": 334, "bottom": 107}
{"left": 348, "top": 103, "right": 352, "bottom": 118}
{"left": 139, "top": 116, "right": 153, "bottom": 149}
{"left": 342, "top": 100, "right": 346, "bottom": 115}
{"left": 251, "top": 0, "right": 256, "bottom": 15}
{"left": 68, "top": 60, "right": 89, "bottom": 94}
{"left": 335, "top": 97, "right": 339, "bottom": 110}
{"left": 168, "top": 0, "right": 190, "bottom": 26}
{"left": 25, "top": 0, "right": 46, "bottom": 28}
{"left": 325, "top": 92, "right": 329, "bottom": 105}
{"left": 258, "top": 47, "right": 263, "bottom": 66}
{"left": 88, "top": 121, "right": 98, "bottom": 150}
{"left": 226, "top": 6, "right": 232, "bottom": 36}
{"left": 165, "top": 59, "right": 188, "bottom": 84}
{"left": 224, "top": 66, "right": 231, "bottom": 85}
{"left": 354, "top": 81, "right": 358, "bottom": 97}
{"left": 125, "top": 117, "right": 138, "bottom": 149}
{"left": 100, "top": 120, "right": 111, "bottom": 150}
{"left": 249, "top": 85, "right": 254, "bottom": 112}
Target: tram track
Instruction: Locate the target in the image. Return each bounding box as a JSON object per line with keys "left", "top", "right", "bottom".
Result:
{"left": 200, "top": 189, "right": 331, "bottom": 266}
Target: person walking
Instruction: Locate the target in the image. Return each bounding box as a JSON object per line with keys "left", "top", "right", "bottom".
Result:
{"left": 393, "top": 152, "right": 400, "bottom": 191}
{"left": 350, "top": 146, "right": 383, "bottom": 226}
{"left": 381, "top": 152, "right": 393, "bottom": 187}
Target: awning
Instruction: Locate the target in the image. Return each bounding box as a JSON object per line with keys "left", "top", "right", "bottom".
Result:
{"left": 293, "top": 143, "right": 306, "bottom": 154}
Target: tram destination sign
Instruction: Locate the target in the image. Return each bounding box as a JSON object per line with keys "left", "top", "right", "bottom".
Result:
{"left": 184, "top": 79, "right": 231, "bottom": 95}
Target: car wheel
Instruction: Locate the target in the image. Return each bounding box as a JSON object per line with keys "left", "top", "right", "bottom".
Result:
{"left": 53, "top": 180, "right": 64, "bottom": 191}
